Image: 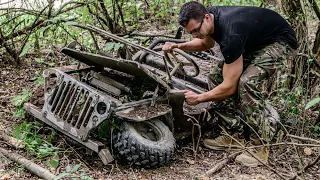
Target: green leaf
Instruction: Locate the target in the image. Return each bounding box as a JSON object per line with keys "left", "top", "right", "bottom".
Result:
{"left": 46, "top": 62, "right": 55, "bottom": 66}
{"left": 82, "top": 7, "right": 89, "bottom": 21}
{"left": 19, "top": 42, "right": 31, "bottom": 57}
{"left": 14, "top": 124, "right": 21, "bottom": 131}
{"left": 12, "top": 130, "right": 21, "bottom": 139}
{"left": 113, "top": 43, "right": 124, "bottom": 51}
{"left": 104, "top": 42, "right": 115, "bottom": 52}
{"left": 55, "top": 172, "right": 70, "bottom": 180}
{"left": 63, "top": 21, "right": 78, "bottom": 26}
{"left": 13, "top": 108, "right": 25, "bottom": 118}
{"left": 305, "top": 98, "right": 320, "bottom": 109}
{"left": 30, "top": 140, "right": 38, "bottom": 145}
{"left": 35, "top": 58, "right": 44, "bottom": 63}
{"left": 35, "top": 76, "right": 44, "bottom": 87}
{"left": 51, "top": 158, "right": 59, "bottom": 168}
{"left": 66, "top": 166, "right": 71, "bottom": 173}
{"left": 70, "top": 163, "right": 81, "bottom": 173}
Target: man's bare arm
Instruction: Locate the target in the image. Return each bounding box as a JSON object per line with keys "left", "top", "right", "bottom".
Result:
{"left": 163, "top": 36, "right": 215, "bottom": 52}
{"left": 198, "top": 55, "right": 243, "bottom": 102}
{"left": 178, "top": 36, "right": 215, "bottom": 52}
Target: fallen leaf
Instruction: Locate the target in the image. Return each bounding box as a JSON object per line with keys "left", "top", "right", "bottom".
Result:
{"left": 304, "top": 147, "right": 312, "bottom": 155}
{"left": 186, "top": 158, "right": 195, "bottom": 164}
{"left": 0, "top": 174, "right": 10, "bottom": 180}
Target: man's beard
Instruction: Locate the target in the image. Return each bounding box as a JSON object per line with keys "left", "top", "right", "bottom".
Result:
{"left": 197, "top": 30, "right": 209, "bottom": 39}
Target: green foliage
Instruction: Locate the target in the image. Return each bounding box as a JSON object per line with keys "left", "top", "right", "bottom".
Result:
{"left": 55, "top": 163, "right": 93, "bottom": 180}
{"left": 35, "top": 58, "right": 55, "bottom": 67}
{"left": 104, "top": 42, "right": 124, "bottom": 53}
{"left": 305, "top": 98, "right": 320, "bottom": 110}
{"left": 35, "top": 76, "right": 45, "bottom": 87}
{"left": 91, "top": 117, "right": 118, "bottom": 139}
{"left": 12, "top": 122, "right": 60, "bottom": 168}
{"left": 19, "top": 42, "right": 32, "bottom": 57}
{"left": 1, "top": 0, "right": 265, "bottom": 62}
{"left": 11, "top": 89, "right": 32, "bottom": 118}
{"left": 312, "top": 125, "right": 320, "bottom": 137}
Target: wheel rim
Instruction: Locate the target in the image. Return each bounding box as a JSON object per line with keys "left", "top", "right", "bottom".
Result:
{"left": 132, "top": 122, "right": 162, "bottom": 142}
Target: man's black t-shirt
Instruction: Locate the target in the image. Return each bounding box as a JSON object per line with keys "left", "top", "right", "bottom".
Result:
{"left": 207, "top": 6, "right": 298, "bottom": 64}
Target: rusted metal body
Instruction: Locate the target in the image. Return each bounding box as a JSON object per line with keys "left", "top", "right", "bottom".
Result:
{"left": 24, "top": 30, "right": 213, "bottom": 166}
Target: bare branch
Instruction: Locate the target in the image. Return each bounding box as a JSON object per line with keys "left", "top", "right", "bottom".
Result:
{"left": 287, "top": 134, "right": 320, "bottom": 144}
{"left": 0, "top": 0, "right": 15, "bottom": 6}
{"left": 0, "top": 147, "right": 56, "bottom": 179}
{"left": 89, "top": 30, "right": 100, "bottom": 52}
{"left": 0, "top": 13, "right": 25, "bottom": 26}
{"left": 308, "top": 0, "right": 320, "bottom": 20}
{"left": 202, "top": 151, "right": 242, "bottom": 177}
{"left": 128, "top": 32, "right": 176, "bottom": 39}
{"left": 55, "top": 1, "right": 94, "bottom": 15}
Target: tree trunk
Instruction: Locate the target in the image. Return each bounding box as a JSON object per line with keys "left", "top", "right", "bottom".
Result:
{"left": 313, "top": 24, "right": 320, "bottom": 55}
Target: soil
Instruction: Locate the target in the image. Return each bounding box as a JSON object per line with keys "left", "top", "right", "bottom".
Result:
{"left": 116, "top": 104, "right": 171, "bottom": 121}
{"left": 0, "top": 48, "right": 320, "bottom": 180}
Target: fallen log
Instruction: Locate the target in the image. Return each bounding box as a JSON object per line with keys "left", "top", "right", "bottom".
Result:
{"left": 0, "top": 131, "right": 25, "bottom": 149}
{"left": 0, "top": 147, "right": 56, "bottom": 180}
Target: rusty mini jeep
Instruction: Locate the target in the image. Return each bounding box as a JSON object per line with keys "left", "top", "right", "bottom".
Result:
{"left": 24, "top": 27, "right": 215, "bottom": 168}
{"left": 24, "top": 27, "right": 280, "bottom": 168}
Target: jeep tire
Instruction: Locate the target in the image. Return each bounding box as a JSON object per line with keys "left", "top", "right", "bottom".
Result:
{"left": 113, "top": 119, "right": 175, "bottom": 168}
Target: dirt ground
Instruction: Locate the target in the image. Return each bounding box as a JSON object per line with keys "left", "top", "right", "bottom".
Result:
{"left": 0, "top": 51, "right": 320, "bottom": 180}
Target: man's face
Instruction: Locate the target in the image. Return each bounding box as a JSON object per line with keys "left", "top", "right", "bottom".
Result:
{"left": 184, "top": 14, "right": 210, "bottom": 39}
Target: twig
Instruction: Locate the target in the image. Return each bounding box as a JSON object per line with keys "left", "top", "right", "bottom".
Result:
{"left": 128, "top": 32, "right": 175, "bottom": 39}
{"left": 279, "top": 122, "right": 306, "bottom": 179}
{"left": 0, "top": 147, "right": 56, "bottom": 179}
{"left": 304, "top": 153, "right": 320, "bottom": 172}
{"left": 206, "top": 142, "right": 320, "bottom": 149}
{"left": 290, "top": 153, "right": 320, "bottom": 180}
{"left": 221, "top": 129, "right": 288, "bottom": 180}
{"left": 0, "top": 0, "right": 14, "bottom": 6}
{"left": 287, "top": 134, "right": 320, "bottom": 144}
{"left": 55, "top": 1, "right": 90, "bottom": 16}
{"left": 89, "top": 30, "right": 100, "bottom": 52}
{"left": 202, "top": 151, "right": 242, "bottom": 177}
{"left": 186, "top": 114, "right": 201, "bottom": 161}
{"left": 308, "top": 0, "right": 320, "bottom": 20}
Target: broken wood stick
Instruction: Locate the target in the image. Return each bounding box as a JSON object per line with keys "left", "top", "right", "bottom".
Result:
{"left": 287, "top": 134, "right": 320, "bottom": 144}
{"left": 0, "top": 147, "right": 56, "bottom": 180}
{"left": 290, "top": 153, "right": 320, "bottom": 180}
{"left": 0, "top": 131, "right": 25, "bottom": 149}
{"left": 202, "top": 151, "right": 242, "bottom": 177}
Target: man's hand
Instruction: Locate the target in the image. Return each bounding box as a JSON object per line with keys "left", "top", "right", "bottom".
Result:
{"left": 184, "top": 90, "right": 201, "bottom": 106}
{"left": 162, "top": 42, "right": 179, "bottom": 53}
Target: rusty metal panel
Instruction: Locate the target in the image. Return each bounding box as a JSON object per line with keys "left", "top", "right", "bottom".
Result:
{"left": 42, "top": 68, "right": 117, "bottom": 141}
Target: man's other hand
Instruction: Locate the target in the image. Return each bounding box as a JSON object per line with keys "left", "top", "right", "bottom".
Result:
{"left": 162, "top": 42, "right": 179, "bottom": 53}
{"left": 184, "top": 90, "right": 201, "bottom": 106}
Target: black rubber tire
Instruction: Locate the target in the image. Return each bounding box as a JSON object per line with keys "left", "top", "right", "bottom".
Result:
{"left": 113, "top": 119, "right": 175, "bottom": 168}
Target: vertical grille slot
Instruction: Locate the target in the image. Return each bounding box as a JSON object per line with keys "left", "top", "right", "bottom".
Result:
{"left": 75, "top": 92, "right": 90, "bottom": 129}
{"left": 57, "top": 82, "right": 74, "bottom": 118}
{"left": 66, "top": 87, "right": 82, "bottom": 123}
{"left": 82, "top": 98, "right": 94, "bottom": 127}
{"left": 71, "top": 89, "right": 85, "bottom": 126}
{"left": 62, "top": 85, "right": 77, "bottom": 121}
{"left": 54, "top": 81, "right": 71, "bottom": 114}
{"left": 49, "top": 86, "right": 58, "bottom": 105}
{"left": 51, "top": 82, "right": 66, "bottom": 112}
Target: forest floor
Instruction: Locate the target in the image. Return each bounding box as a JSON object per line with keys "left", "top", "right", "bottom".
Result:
{"left": 0, "top": 34, "right": 319, "bottom": 180}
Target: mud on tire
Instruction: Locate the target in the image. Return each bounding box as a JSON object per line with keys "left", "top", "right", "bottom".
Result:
{"left": 113, "top": 119, "right": 175, "bottom": 168}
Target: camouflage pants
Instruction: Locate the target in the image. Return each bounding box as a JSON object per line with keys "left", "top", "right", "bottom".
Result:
{"left": 208, "top": 42, "right": 293, "bottom": 143}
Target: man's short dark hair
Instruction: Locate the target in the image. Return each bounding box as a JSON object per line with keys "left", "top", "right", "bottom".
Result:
{"left": 179, "top": 1, "right": 207, "bottom": 27}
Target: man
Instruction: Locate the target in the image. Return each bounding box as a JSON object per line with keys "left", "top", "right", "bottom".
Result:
{"left": 163, "top": 2, "right": 297, "bottom": 164}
